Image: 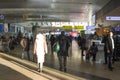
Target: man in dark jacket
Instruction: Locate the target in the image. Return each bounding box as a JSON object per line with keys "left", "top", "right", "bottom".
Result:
{"left": 106, "top": 31, "right": 115, "bottom": 71}
{"left": 57, "top": 31, "right": 70, "bottom": 72}
{"left": 102, "top": 34, "right": 108, "bottom": 64}
{"left": 50, "top": 35, "right": 56, "bottom": 54}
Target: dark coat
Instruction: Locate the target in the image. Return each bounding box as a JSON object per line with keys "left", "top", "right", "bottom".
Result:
{"left": 106, "top": 36, "right": 114, "bottom": 55}
{"left": 57, "top": 34, "right": 70, "bottom": 56}
{"left": 90, "top": 45, "right": 98, "bottom": 54}
{"left": 102, "top": 36, "right": 108, "bottom": 51}
{"left": 24, "top": 38, "right": 30, "bottom": 51}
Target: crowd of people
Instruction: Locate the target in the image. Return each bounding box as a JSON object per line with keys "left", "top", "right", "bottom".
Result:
{"left": 0, "top": 30, "right": 118, "bottom": 72}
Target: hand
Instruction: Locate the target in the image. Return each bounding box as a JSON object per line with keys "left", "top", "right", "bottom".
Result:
{"left": 34, "top": 51, "right": 36, "bottom": 55}
{"left": 107, "top": 50, "right": 110, "bottom": 53}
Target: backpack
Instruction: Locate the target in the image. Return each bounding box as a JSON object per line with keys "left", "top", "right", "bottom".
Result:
{"left": 90, "top": 45, "right": 98, "bottom": 54}
{"left": 54, "top": 42, "right": 60, "bottom": 53}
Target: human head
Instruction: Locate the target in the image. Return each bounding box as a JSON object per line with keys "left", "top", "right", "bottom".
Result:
{"left": 92, "top": 42, "right": 95, "bottom": 46}
{"left": 24, "top": 33, "right": 28, "bottom": 38}
{"left": 36, "top": 33, "right": 43, "bottom": 40}
{"left": 109, "top": 31, "right": 113, "bottom": 37}
{"left": 61, "top": 31, "right": 65, "bottom": 35}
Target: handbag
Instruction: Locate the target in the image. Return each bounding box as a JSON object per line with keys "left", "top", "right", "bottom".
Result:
{"left": 54, "top": 42, "right": 60, "bottom": 53}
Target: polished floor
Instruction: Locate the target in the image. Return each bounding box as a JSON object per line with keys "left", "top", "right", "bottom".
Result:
{"left": 0, "top": 40, "right": 120, "bottom": 80}
{"left": 45, "top": 40, "right": 120, "bottom": 80}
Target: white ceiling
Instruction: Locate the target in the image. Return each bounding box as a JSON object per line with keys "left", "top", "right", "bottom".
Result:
{"left": 0, "top": 0, "right": 111, "bottom": 22}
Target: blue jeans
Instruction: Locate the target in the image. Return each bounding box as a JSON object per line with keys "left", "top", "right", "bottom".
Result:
{"left": 22, "top": 50, "right": 30, "bottom": 61}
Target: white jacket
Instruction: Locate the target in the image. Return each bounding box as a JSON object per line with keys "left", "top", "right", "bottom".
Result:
{"left": 34, "top": 33, "right": 48, "bottom": 63}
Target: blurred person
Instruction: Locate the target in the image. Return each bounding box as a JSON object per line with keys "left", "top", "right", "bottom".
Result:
{"left": 20, "top": 33, "right": 30, "bottom": 61}
{"left": 30, "top": 35, "right": 34, "bottom": 44}
{"left": 106, "top": 31, "right": 115, "bottom": 71}
{"left": 57, "top": 31, "right": 70, "bottom": 72}
{"left": 89, "top": 42, "right": 98, "bottom": 61}
{"left": 85, "top": 47, "right": 90, "bottom": 61}
{"left": 81, "top": 37, "right": 86, "bottom": 56}
{"left": 102, "top": 34, "right": 108, "bottom": 64}
{"left": 34, "top": 33, "right": 48, "bottom": 72}
{"left": 77, "top": 35, "right": 82, "bottom": 48}
{"left": 50, "top": 35, "right": 56, "bottom": 54}
{"left": 8, "top": 36, "right": 15, "bottom": 51}
{"left": 1, "top": 34, "right": 9, "bottom": 52}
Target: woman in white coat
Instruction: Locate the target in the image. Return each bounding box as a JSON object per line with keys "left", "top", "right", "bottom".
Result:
{"left": 34, "top": 33, "right": 48, "bottom": 72}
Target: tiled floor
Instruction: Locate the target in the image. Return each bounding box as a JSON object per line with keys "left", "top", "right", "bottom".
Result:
{"left": 1, "top": 40, "right": 120, "bottom": 80}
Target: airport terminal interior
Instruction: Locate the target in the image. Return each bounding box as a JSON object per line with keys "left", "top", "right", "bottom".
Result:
{"left": 0, "top": 0, "right": 120, "bottom": 80}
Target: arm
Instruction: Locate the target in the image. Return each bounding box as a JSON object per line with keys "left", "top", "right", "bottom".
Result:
{"left": 23, "top": 39, "right": 26, "bottom": 49}
{"left": 33, "top": 39, "right": 37, "bottom": 55}
{"left": 44, "top": 37, "right": 48, "bottom": 54}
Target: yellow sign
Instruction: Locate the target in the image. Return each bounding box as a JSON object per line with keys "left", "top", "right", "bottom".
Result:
{"left": 62, "top": 26, "right": 72, "bottom": 30}
{"left": 77, "top": 29, "right": 82, "bottom": 33}
{"left": 74, "top": 26, "right": 84, "bottom": 29}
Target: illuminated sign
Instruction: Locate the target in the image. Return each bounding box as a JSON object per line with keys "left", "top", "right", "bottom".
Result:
{"left": 86, "top": 26, "right": 96, "bottom": 30}
{"left": 106, "top": 16, "right": 120, "bottom": 21}
{"left": 74, "top": 26, "right": 84, "bottom": 29}
{"left": 114, "top": 26, "right": 120, "bottom": 31}
{"left": 62, "top": 26, "right": 72, "bottom": 30}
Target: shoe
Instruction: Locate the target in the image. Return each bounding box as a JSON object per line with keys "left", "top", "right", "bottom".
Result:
{"left": 38, "top": 69, "right": 43, "bottom": 73}
{"left": 38, "top": 69, "right": 40, "bottom": 72}
{"left": 64, "top": 68, "right": 67, "bottom": 72}
{"left": 109, "top": 67, "right": 114, "bottom": 71}
{"left": 109, "top": 68, "right": 113, "bottom": 71}
{"left": 40, "top": 68, "right": 43, "bottom": 73}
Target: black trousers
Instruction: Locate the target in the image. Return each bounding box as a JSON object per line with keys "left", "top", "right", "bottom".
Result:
{"left": 26, "top": 50, "right": 30, "bottom": 61}
{"left": 92, "top": 53, "right": 97, "bottom": 61}
{"left": 104, "top": 50, "right": 108, "bottom": 64}
{"left": 107, "top": 49, "right": 114, "bottom": 69}
{"left": 108, "top": 54, "right": 113, "bottom": 69}
{"left": 81, "top": 49, "right": 85, "bottom": 56}
{"left": 58, "top": 56, "right": 67, "bottom": 70}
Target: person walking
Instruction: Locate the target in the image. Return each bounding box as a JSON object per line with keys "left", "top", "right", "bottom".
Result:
{"left": 106, "top": 31, "right": 115, "bottom": 71}
{"left": 81, "top": 37, "right": 86, "bottom": 56}
{"left": 50, "top": 35, "right": 56, "bottom": 54}
{"left": 57, "top": 31, "right": 70, "bottom": 72}
{"left": 102, "top": 34, "right": 108, "bottom": 64}
{"left": 34, "top": 33, "right": 48, "bottom": 72}
{"left": 89, "top": 42, "right": 98, "bottom": 61}
{"left": 20, "top": 33, "right": 30, "bottom": 61}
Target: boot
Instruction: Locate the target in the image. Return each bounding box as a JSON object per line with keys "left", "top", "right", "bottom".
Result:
{"left": 38, "top": 63, "right": 40, "bottom": 72}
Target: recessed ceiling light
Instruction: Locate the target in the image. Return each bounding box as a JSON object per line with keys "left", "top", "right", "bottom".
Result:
{"left": 52, "top": 0, "right": 56, "bottom": 2}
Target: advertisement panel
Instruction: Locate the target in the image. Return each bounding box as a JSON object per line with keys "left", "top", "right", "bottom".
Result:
{"left": 62, "top": 26, "right": 72, "bottom": 30}
{"left": 74, "top": 26, "right": 84, "bottom": 29}
{"left": 4, "top": 23, "right": 8, "bottom": 32}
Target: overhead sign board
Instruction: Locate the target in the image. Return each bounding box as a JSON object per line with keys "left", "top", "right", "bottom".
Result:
{"left": 62, "top": 26, "right": 72, "bottom": 30}
{"left": 86, "top": 26, "right": 96, "bottom": 30}
{"left": 106, "top": 16, "right": 120, "bottom": 21}
{"left": 74, "top": 26, "right": 84, "bottom": 29}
